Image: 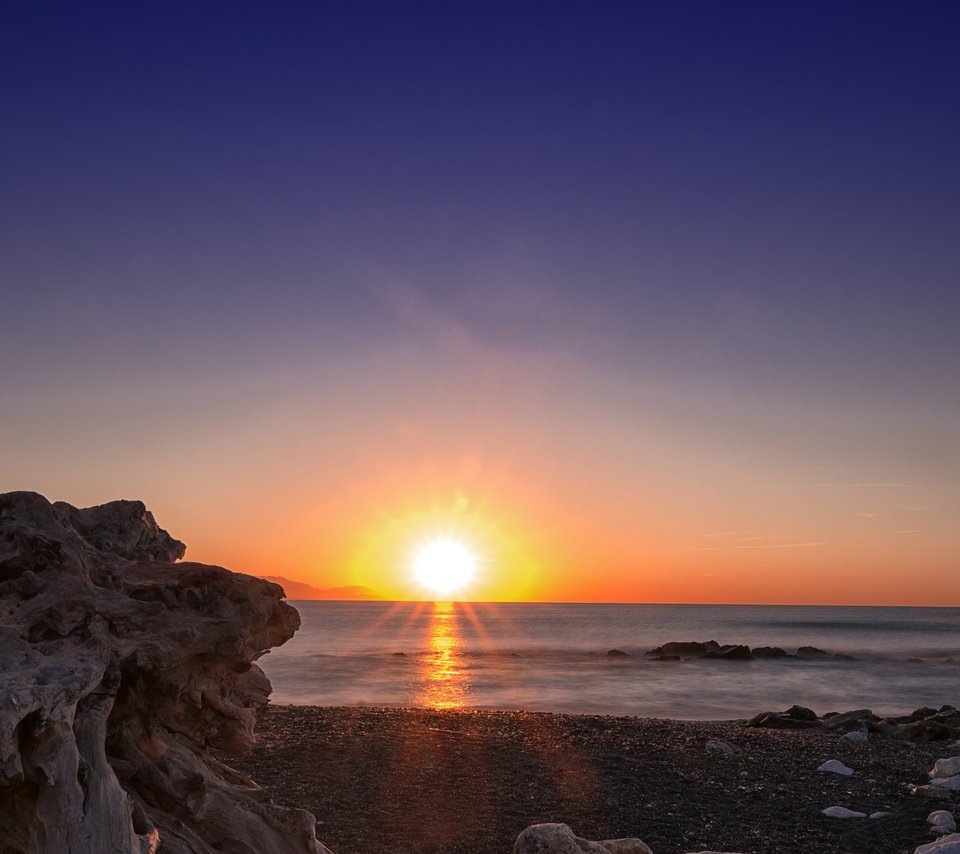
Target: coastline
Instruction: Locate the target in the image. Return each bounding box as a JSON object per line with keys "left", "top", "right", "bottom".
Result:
{"left": 227, "top": 704, "right": 958, "bottom": 854}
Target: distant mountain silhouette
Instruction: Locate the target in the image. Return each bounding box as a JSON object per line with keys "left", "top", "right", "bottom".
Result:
{"left": 259, "top": 576, "right": 379, "bottom": 600}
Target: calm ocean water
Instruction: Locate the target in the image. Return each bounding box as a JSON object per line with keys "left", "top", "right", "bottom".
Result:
{"left": 261, "top": 602, "right": 960, "bottom": 719}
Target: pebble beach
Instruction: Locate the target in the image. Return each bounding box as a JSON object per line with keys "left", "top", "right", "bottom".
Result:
{"left": 228, "top": 705, "right": 959, "bottom": 854}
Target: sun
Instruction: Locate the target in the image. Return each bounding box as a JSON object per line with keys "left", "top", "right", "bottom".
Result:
{"left": 412, "top": 538, "right": 478, "bottom": 596}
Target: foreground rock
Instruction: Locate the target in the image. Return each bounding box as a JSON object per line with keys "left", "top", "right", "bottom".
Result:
{"left": 0, "top": 491, "right": 328, "bottom": 854}
{"left": 513, "top": 823, "right": 652, "bottom": 854}
{"left": 916, "top": 834, "right": 960, "bottom": 853}
{"left": 930, "top": 756, "right": 960, "bottom": 791}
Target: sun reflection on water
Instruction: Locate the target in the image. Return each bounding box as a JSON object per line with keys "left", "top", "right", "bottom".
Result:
{"left": 416, "top": 601, "right": 469, "bottom": 709}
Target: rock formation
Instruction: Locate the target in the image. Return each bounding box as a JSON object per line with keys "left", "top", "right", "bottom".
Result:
{"left": 0, "top": 491, "right": 329, "bottom": 854}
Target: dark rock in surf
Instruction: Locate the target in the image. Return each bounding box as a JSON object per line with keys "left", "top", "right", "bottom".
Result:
{"left": 607, "top": 648, "right": 629, "bottom": 657}
{"left": 753, "top": 646, "right": 790, "bottom": 658}
{"left": 643, "top": 640, "right": 720, "bottom": 658}
{"left": 650, "top": 654, "right": 681, "bottom": 662}
{"left": 703, "top": 643, "right": 753, "bottom": 661}
{"left": 797, "top": 646, "right": 832, "bottom": 659}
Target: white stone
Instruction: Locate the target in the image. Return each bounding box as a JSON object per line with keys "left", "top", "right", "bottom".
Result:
{"left": 841, "top": 730, "right": 868, "bottom": 743}
{"left": 915, "top": 833, "right": 960, "bottom": 853}
{"left": 929, "top": 811, "right": 958, "bottom": 831}
{"left": 932, "top": 776, "right": 960, "bottom": 791}
{"left": 822, "top": 806, "right": 867, "bottom": 818}
{"left": 931, "top": 758, "right": 960, "bottom": 779}
{"left": 818, "top": 759, "right": 854, "bottom": 776}
{"left": 869, "top": 812, "right": 893, "bottom": 819}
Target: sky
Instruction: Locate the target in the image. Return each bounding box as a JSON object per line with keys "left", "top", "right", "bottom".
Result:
{"left": 2, "top": 2, "right": 959, "bottom": 604}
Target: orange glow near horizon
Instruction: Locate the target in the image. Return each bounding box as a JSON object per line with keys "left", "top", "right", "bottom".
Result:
{"left": 153, "top": 437, "right": 960, "bottom": 607}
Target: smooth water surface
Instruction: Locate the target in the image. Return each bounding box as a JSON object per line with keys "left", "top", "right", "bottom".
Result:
{"left": 261, "top": 602, "right": 960, "bottom": 719}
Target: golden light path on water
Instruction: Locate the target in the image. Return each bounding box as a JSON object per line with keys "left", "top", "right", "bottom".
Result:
{"left": 415, "top": 602, "right": 468, "bottom": 709}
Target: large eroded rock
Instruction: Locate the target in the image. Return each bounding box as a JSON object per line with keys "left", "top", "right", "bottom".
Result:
{"left": 0, "top": 491, "right": 329, "bottom": 854}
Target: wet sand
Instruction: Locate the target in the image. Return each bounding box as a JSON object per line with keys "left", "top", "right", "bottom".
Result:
{"left": 227, "top": 705, "right": 957, "bottom": 854}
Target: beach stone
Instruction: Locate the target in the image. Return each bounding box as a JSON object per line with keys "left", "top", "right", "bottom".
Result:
{"left": 705, "top": 739, "right": 742, "bottom": 757}
{"left": 931, "top": 760, "right": 960, "bottom": 780}
{"left": 870, "top": 812, "right": 893, "bottom": 819}
{"left": 513, "top": 823, "right": 652, "bottom": 854}
{"left": 928, "top": 811, "right": 957, "bottom": 832}
{"left": 932, "top": 776, "right": 960, "bottom": 791}
{"left": 818, "top": 759, "right": 854, "bottom": 776}
{"left": 913, "top": 785, "right": 954, "bottom": 800}
{"left": 899, "top": 721, "right": 954, "bottom": 742}
{"left": 823, "top": 708, "right": 878, "bottom": 733}
{"left": 747, "top": 705, "right": 820, "bottom": 730}
{"left": 822, "top": 806, "right": 867, "bottom": 818}
{"left": 915, "top": 833, "right": 960, "bottom": 853}
{"left": 0, "top": 491, "right": 328, "bottom": 854}
{"left": 841, "top": 730, "right": 869, "bottom": 743}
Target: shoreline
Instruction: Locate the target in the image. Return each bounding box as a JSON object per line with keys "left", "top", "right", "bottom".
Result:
{"left": 225, "top": 704, "right": 959, "bottom": 854}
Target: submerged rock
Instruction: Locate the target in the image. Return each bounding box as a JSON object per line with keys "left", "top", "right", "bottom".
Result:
{"left": 643, "top": 640, "right": 719, "bottom": 658}
{"left": 752, "top": 646, "right": 789, "bottom": 658}
{"left": 702, "top": 644, "right": 753, "bottom": 661}
{"left": 513, "top": 823, "right": 652, "bottom": 854}
{"left": 0, "top": 491, "right": 329, "bottom": 854}
{"left": 797, "top": 646, "right": 832, "bottom": 659}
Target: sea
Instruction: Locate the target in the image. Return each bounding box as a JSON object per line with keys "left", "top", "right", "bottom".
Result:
{"left": 260, "top": 601, "right": 960, "bottom": 720}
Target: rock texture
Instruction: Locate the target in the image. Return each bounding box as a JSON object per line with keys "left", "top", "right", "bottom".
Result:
{"left": 0, "top": 491, "right": 329, "bottom": 854}
{"left": 513, "top": 823, "right": 652, "bottom": 854}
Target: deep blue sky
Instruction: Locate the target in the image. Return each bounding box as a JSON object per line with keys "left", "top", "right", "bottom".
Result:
{"left": 2, "top": 2, "right": 959, "bottom": 602}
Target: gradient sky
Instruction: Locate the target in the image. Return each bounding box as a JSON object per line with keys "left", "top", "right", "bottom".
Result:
{"left": 3, "top": 2, "right": 959, "bottom": 604}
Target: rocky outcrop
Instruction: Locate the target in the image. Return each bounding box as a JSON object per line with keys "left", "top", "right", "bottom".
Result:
{"left": 0, "top": 491, "right": 329, "bottom": 854}
{"left": 640, "top": 640, "right": 857, "bottom": 662}
{"left": 746, "top": 704, "right": 960, "bottom": 743}
{"left": 513, "top": 823, "right": 652, "bottom": 854}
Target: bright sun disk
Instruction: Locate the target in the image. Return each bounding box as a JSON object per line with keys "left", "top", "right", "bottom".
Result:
{"left": 413, "top": 538, "right": 477, "bottom": 595}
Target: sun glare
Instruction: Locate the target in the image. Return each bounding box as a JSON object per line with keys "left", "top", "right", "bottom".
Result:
{"left": 412, "top": 538, "right": 477, "bottom": 596}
